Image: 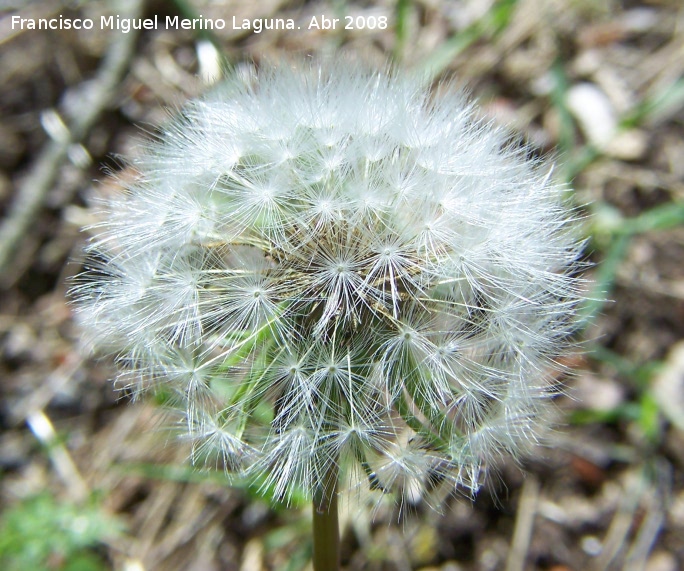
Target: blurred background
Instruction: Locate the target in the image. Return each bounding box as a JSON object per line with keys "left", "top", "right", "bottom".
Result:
{"left": 1, "top": 0, "right": 683, "bottom": 569}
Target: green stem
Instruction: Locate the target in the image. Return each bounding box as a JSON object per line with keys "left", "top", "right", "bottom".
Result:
{"left": 312, "top": 462, "right": 340, "bottom": 571}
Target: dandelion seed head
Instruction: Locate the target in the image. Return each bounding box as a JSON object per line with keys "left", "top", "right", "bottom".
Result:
{"left": 72, "top": 61, "right": 585, "bottom": 509}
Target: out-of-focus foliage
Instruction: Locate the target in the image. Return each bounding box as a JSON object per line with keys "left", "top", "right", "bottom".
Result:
{"left": 0, "top": 493, "right": 123, "bottom": 571}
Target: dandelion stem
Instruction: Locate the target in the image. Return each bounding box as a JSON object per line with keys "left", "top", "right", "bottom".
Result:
{"left": 312, "top": 461, "right": 340, "bottom": 571}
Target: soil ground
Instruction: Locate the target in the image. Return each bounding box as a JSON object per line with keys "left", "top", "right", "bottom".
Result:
{"left": 1, "top": 1, "right": 684, "bottom": 570}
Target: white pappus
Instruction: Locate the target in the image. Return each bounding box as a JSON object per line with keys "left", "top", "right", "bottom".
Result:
{"left": 72, "top": 61, "right": 586, "bottom": 510}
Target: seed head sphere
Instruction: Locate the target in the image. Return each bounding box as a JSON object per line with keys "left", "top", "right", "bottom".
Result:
{"left": 74, "top": 63, "right": 584, "bottom": 506}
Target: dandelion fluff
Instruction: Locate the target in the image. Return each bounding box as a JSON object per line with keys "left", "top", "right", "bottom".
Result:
{"left": 73, "top": 62, "right": 584, "bottom": 507}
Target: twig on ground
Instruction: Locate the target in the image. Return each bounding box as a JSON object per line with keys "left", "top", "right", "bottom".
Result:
{"left": 505, "top": 475, "right": 540, "bottom": 571}
{"left": 624, "top": 461, "right": 670, "bottom": 571}
{"left": 26, "top": 409, "right": 89, "bottom": 502}
{"left": 593, "top": 469, "right": 646, "bottom": 571}
{"left": 12, "top": 350, "right": 84, "bottom": 426}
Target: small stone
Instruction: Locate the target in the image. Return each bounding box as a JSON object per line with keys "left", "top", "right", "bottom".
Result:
{"left": 668, "top": 489, "right": 684, "bottom": 527}
{"left": 604, "top": 129, "right": 648, "bottom": 160}
{"left": 239, "top": 538, "right": 265, "bottom": 571}
{"left": 652, "top": 341, "right": 684, "bottom": 432}
{"left": 581, "top": 535, "right": 603, "bottom": 556}
{"left": 645, "top": 551, "right": 678, "bottom": 571}
{"left": 566, "top": 83, "right": 617, "bottom": 148}
{"left": 622, "top": 8, "right": 658, "bottom": 33}
{"left": 571, "top": 373, "right": 624, "bottom": 411}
